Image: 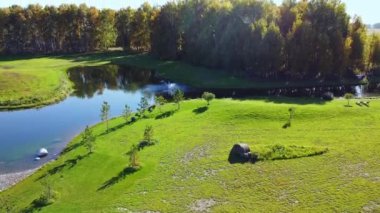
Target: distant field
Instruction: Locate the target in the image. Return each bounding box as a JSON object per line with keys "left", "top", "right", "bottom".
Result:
{"left": 0, "top": 55, "right": 111, "bottom": 109}
{"left": 1, "top": 98, "right": 380, "bottom": 212}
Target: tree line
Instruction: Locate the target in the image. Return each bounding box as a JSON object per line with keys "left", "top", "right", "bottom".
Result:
{"left": 0, "top": 0, "right": 379, "bottom": 80}
{"left": 148, "top": 0, "right": 380, "bottom": 80}
{"left": 0, "top": 4, "right": 116, "bottom": 53}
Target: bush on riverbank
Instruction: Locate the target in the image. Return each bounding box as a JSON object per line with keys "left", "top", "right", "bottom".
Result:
{"left": 255, "top": 144, "right": 328, "bottom": 161}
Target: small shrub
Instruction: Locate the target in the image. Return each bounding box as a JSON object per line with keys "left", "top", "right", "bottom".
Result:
{"left": 173, "top": 88, "right": 184, "bottom": 110}
{"left": 122, "top": 104, "right": 132, "bottom": 123}
{"left": 256, "top": 144, "right": 328, "bottom": 161}
{"left": 344, "top": 93, "right": 354, "bottom": 106}
{"left": 100, "top": 101, "right": 110, "bottom": 132}
{"left": 202, "top": 92, "right": 216, "bottom": 106}
{"left": 81, "top": 126, "right": 95, "bottom": 153}
{"left": 127, "top": 144, "right": 139, "bottom": 168}
{"left": 137, "top": 96, "right": 149, "bottom": 117}
{"left": 283, "top": 107, "right": 295, "bottom": 129}
{"left": 138, "top": 125, "right": 157, "bottom": 150}
{"left": 143, "top": 125, "right": 154, "bottom": 142}
{"left": 154, "top": 95, "right": 167, "bottom": 112}
{"left": 33, "top": 177, "right": 58, "bottom": 208}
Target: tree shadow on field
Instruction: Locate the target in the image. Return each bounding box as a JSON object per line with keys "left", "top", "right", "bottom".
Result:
{"left": 36, "top": 153, "right": 91, "bottom": 181}
{"left": 98, "top": 122, "right": 130, "bottom": 136}
{"left": 97, "top": 167, "right": 139, "bottom": 191}
{"left": 155, "top": 110, "right": 175, "bottom": 119}
{"left": 193, "top": 106, "right": 208, "bottom": 114}
{"left": 51, "top": 51, "right": 126, "bottom": 63}
{"left": 262, "top": 97, "right": 327, "bottom": 105}
{"left": 21, "top": 198, "right": 52, "bottom": 213}
{"left": 61, "top": 140, "right": 85, "bottom": 155}
{"left": 230, "top": 96, "right": 326, "bottom": 105}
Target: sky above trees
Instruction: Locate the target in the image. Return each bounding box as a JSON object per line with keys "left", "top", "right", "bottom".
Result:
{"left": 0, "top": 0, "right": 379, "bottom": 24}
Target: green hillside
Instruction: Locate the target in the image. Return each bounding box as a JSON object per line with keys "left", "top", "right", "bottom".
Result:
{"left": 1, "top": 98, "right": 380, "bottom": 212}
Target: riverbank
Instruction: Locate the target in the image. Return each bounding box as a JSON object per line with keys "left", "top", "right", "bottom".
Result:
{"left": 0, "top": 169, "right": 37, "bottom": 192}
{"left": 0, "top": 76, "right": 72, "bottom": 111}
{"left": 1, "top": 98, "right": 380, "bottom": 212}
{"left": 0, "top": 51, "right": 370, "bottom": 110}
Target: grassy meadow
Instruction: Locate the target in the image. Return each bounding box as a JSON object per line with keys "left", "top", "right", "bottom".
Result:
{"left": 1, "top": 98, "right": 380, "bottom": 212}
{"left": 0, "top": 55, "right": 105, "bottom": 109}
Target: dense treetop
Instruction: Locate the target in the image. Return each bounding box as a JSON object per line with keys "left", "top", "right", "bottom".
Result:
{"left": 0, "top": 0, "right": 379, "bottom": 81}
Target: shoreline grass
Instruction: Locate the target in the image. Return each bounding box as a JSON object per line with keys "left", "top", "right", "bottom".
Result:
{"left": 1, "top": 98, "right": 380, "bottom": 212}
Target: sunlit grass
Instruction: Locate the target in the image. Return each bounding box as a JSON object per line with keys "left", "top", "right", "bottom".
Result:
{"left": 1, "top": 98, "right": 380, "bottom": 212}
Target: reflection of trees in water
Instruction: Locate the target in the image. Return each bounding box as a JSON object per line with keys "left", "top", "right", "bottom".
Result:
{"left": 68, "top": 64, "right": 154, "bottom": 98}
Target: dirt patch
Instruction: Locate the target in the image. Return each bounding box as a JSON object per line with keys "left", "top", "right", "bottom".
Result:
{"left": 190, "top": 199, "right": 216, "bottom": 212}
{"left": 0, "top": 72, "right": 21, "bottom": 78}
{"left": 181, "top": 144, "right": 212, "bottom": 164}
{"left": 362, "top": 201, "right": 380, "bottom": 212}
{"left": 116, "top": 207, "right": 160, "bottom": 213}
{"left": 340, "top": 162, "right": 373, "bottom": 180}
{"left": 1, "top": 65, "right": 14, "bottom": 70}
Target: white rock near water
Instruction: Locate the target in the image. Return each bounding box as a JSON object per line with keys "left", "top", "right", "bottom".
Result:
{"left": 37, "top": 148, "right": 48, "bottom": 157}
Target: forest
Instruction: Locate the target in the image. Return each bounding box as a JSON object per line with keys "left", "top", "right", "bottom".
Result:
{"left": 0, "top": 0, "right": 379, "bottom": 80}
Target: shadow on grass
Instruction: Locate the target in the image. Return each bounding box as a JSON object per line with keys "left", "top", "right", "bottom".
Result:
{"left": 229, "top": 96, "right": 327, "bottom": 105}
{"left": 0, "top": 54, "right": 49, "bottom": 62}
{"left": 155, "top": 110, "right": 175, "bottom": 119}
{"left": 50, "top": 51, "right": 128, "bottom": 63}
{"left": 262, "top": 97, "right": 327, "bottom": 105}
{"left": 36, "top": 153, "right": 91, "bottom": 181}
{"left": 98, "top": 120, "right": 137, "bottom": 136}
{"left": 282, "top": 121, "right": 291, "bottom": 129}
{"left": 356, "top": 101, "right": 370, "bottom": 107}
{"left": 21, "top": 198, "right": 53, "bottom": 213}
{"left": 344, "top": 104, "right": 353, "bottom": 107}
{"left": 65, "top": 153, "right": 91, "bottom": 169}
{"left": 193, "top": 106, "right": 208, "bottom": 114}
{"left": 61, "top": 140, "right": 85, "bottom": 155}
{"left": 97, "top": 167, "right": 139, "bottom": 191}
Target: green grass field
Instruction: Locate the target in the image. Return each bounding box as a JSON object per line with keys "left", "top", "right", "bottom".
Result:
{"left": 0, "top": 52, "right": 365, "bottom": 110}
{"left": 1, "top": 98, "right": 380, "bottom": 212}
{"left": 0, "top": 54, "right": 119, "bottom": 110}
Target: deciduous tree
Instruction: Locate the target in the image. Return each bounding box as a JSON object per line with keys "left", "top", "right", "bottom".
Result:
{"left": 100, "top": 101, "right": 110, "bottom": 132}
